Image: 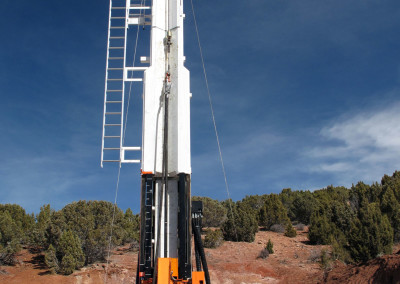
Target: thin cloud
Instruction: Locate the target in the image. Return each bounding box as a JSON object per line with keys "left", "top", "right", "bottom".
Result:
{"left": 308, "top": 101, "right": 400, "bottom": 185}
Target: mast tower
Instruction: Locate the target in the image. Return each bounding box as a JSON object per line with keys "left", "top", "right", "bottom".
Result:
{"left": 101, "top": 0, "right": 207, "bottom": 283}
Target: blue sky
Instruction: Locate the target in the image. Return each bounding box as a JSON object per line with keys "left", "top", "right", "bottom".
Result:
{"left": 1, "top": 0, "right": 400, "bottom": 214}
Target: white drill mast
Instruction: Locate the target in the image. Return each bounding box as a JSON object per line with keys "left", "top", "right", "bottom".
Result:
{"left": 102, "top": 0, "right": 198, "bottom": 282}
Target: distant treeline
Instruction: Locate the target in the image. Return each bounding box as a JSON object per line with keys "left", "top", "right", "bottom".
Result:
{"left": 194, "top": 171, "right": 400, "bottom": 264}
{"left": 1, "top": 171, "right": 399, "bottom": 274}
{"left": 0, "top": 201, "right": 139, "bottom": 274}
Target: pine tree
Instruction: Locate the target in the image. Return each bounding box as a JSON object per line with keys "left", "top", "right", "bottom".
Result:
{"left": 222, "top": 201, "right": 258, "bottom": 242}
{"left": 308, "top": 209, "right": 332, "bottom": 245}
{"left": 258, "top": 194, "right": 290, "bottom": 229}
{"left": 284, "top": 222, "right": 297, "bottom": 238}
{"left": 348, "top": 202, "right": 393, "bottom": 262}
{"left": 57, "top": 231, "right": 85, "bottom": 274}
{"left": 44, "top": 244, "right": 59, "bottom": 274}
{"left": 266, "top": 239, "right": 274, "bottom": 254}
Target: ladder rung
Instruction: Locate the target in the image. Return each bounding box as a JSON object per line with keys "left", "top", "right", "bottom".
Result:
{"left": 110, "top": 37, "right": 125, "bottom": 39}
{"left": 125, "top": 78, "right": 143, "bottom": 82}
{"left": 104, "top": 148, "right": 120, "bottom": 150}
{"left": 107, "top": 78, "right": 123, "bottom": 81}
{"left": 109, "top": 57, "right": 124, "bottom": 60}
{"left": 111, "top": 27, "right": 126, "bottom": 29}
{"left": 105, "top": 136, "right": 121, "bottom": 138}
{"left": 111, "top": 7, "right": 126, "bottom": 10}
{"left": 106, "top": 89, "right": 123, "bottom": 92}
{"left": 105, "top": 124, "right": 122, "bottom": 126}
{"left": 108, "top": 68, "right": 123, "bottom": 70}
{"left": 111, "top": 17, "right": 126, "bottom": 19}
{"left": 109, "top": 47, "right": 124, "bottom": 49}
{"left": 105, "top": 112, "right": 122, "bottom": 115}
{"left": 130, "top": 6, "right": 151, "bottom": 10}
{"left": 106, "top": 101, "right": 123, "bottom": 103}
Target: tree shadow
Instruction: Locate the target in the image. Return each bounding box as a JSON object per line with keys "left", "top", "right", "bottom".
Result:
{"left": 26, "top": 254, "right": 47, "bottom": 270}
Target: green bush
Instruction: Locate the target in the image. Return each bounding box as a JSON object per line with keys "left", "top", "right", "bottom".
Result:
{"left": 266, "top": 239, "right": 274, "bottom": 254}
{"left": 284, "top": 222, "right": 297, "bottom": 238}
{"left": 258, "top": 247, "right": 269, "bottom": 259}
{"left": 348, "top": 202, "right": 393, "bottom": 262}
{"left": 222, "top": 201, "right": 258, "bottom": 242}
{"left": 45, "top": 230, "right": 85, "bottom": 275}
{"left": 259, "top": 194, "right": 290, "bottom": 229}
{"left": 204, "top": 229, "right": 224, "bottom": 248}
{"left": 44, "top": 244, "right": 59, "bottom": 274}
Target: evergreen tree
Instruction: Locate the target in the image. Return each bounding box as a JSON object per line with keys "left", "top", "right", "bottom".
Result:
{"left": 266, "top": 239, "right": 274, "bottom": 254}
{"left": 308, "top": 209, "right": 332, "bottom": 245}
{"left": 58, "top": 231, "right": 85, "bottom": 274}
{"left": 348, "top": 202, "right": 393, "bottom": 262}
{"left": 44, "top": 244, "right": 59, "bottom": 274}
{"left": 284, "top": 222, "right": 297, "bottom": 238}
{"left": 222, "top": 201, "right": 258, "bottom": 242}
{"left": 258, "top": 194, "right": 289, "bottom": 229}
{"left": 380, "top": 186, "right": 400, "bottom": 242}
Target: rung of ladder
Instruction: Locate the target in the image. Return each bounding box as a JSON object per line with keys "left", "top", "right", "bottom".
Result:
{"left": 104, "top": 148, "right": 120, "bottom": 150}
{"left": 111, "top": 7, "right": 126, "bottom": 10}
{"left": 105, "top": 124, "right": 122, "bottom": 126}
{"left": 109, "top": 57, "right": 124, "bottom": 60}
{"left": 125, "top": 66, "right": 148, "bottom": 71}
{"left": 107, "top": 78, "right": 123, "bottom": 81}
{"left": 106, "top": 101, "right": 123, "bottom": 103}
{"left": 104, "top": 136, "right": 121, "bottom": 138}
{"left": 110, "top": 37, "right": 125, "bottom": 39}
{"left": 125, "top": 78, "right": 143, "bottom": 82}
{"left": 106, "top": 89, "right": 123, "bottom": 92}
{"left": 130, "top": 5, "right": 151, "bottom": 9}
{"left": 111, "top": 17, "right": 125, "bottom": 19}
{"left": 109, "top": 47, "right": 124, "bottom": 49}
{"left": 108, "top": 68, "right": 124, "bottom": 70}
{"left": 105, "top": 112, "right": 122, "bottom": 115}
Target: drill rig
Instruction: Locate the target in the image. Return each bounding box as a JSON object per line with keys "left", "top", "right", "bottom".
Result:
{"left": 101, "top": 0, "right": 209, "bottom": 283}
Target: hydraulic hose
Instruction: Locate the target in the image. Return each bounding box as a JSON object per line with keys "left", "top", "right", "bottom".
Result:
{"left": 194, "top": 242, "right": 202, "bottom": 271}
{"left": 193, "top": 225, "right": 211, "bottom": 284}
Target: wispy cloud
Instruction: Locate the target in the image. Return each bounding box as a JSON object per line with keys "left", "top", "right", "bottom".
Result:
{"left": 307, "top": 100, "right": 400, "bottom": 185}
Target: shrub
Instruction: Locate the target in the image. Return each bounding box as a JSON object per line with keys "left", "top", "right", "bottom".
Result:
{"left": 61, "top": 254, "right": 77, "bottom": 275}
{"left": 348, "top": 202, "right": 393, "bottom": 262}
{"left": 259, "top": 194, "right": 290, "bottom": 229}
{"left": 309, "top": 249, "right": 321, "bottom": 262}
{"left": 222, "top": 201, "right": 258, "bottom": 242}
{"left": 258, "top": 248, "right": 269, "bottom": 259}
{"left": 0, "top": 239, "right": 20, "bottom": 266}
{"left": 320, "top": 249, "right": 332, "bottom": 270}
{"left": 295, "top": 223, "right": 305, "bottom": 231}
{"left": 308, "top": 210, "right": 332, "bottom": 245}
{"left": 57, "top": 231, "right": 85, "bottom": 275}
{"left": 45, "top": 244, "right": 59, "bottom": 274}
{"left": 270, "top": 224, "right": 285, "bottom": 233}
{"left": 266, "top": 239, "right": 274, "bottom": 254}
{"left": 204, "top": 229, "right": 224, "bottom": 248}
{"left": 284, "top": 223, "right": 297, "bottom": 238}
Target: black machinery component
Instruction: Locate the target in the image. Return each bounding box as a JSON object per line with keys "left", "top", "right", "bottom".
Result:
{"left": 192, "top": 200, "right": 211, "bottom": 284}
{"left": 178, "top": 173, "right": 192, "bottom": 280}
{"left": 138, "top": 174, "right": 154, "bottom": 281}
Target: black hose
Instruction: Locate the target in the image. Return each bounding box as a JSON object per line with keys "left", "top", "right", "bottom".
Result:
{"left": 194, "top": 242, "right": 202, "bottom": 271}
{"left": 193, "top": 226, "right": 211, "bottom": 284}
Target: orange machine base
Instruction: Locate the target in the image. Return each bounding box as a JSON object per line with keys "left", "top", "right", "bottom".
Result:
{"left": 144, "top": 258, "right": 205, "bottom": 284}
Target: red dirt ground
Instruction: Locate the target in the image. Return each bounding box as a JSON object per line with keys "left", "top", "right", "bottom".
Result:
{"left": 1, "top": 229, "right": 399, "bottom": 284}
